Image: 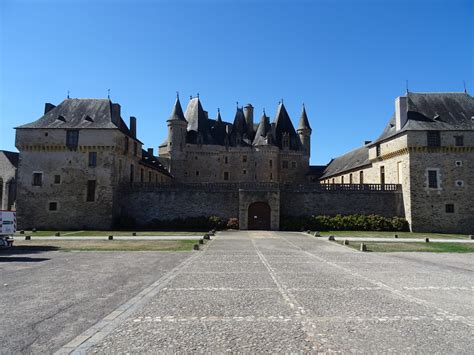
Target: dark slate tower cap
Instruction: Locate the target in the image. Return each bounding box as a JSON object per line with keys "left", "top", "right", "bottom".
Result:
{"left": 297, "top": 104, "right": 311, "bottom": 131}
{"left": 168, "top": 96, "right": 186, "bottom": 122}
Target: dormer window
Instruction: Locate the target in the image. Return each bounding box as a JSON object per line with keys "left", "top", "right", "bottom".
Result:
{"left": 282, "top": 133, "right": 290, "bottom": 148}
{"left": 57, "top": 115, "right": 66, "bottom": 122}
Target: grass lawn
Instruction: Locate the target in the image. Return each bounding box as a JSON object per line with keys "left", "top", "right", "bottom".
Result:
{"left": 14, "top": 230, "right": 205, "bottom": 237}
{"left": 10, "top": 239, "right": 197, "bottom": 252}
{"left": 313, "top": 231, "right": 468, "bottom": 239}
{"left": 337, "top": 241, "right": 474, "bottom": 253}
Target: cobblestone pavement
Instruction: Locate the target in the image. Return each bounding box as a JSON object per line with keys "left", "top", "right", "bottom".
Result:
{"left": 66, "top": 231, "right": 473, "bottom": 354}
{"left": 0, "top": 250, "right": 192, "bottom": 354}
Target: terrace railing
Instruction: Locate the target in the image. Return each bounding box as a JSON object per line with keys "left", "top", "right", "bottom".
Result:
{"left": 122, "top": 182, "right": 401, "bottom": 193}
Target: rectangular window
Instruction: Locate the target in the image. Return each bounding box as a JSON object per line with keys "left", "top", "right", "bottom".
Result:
{"left": 243, "top": 170, "right": 247, "bottom": 175}
{"left": 376, "top": 144, "right": 381, "bottom": 157}
{"left": 341, "top": 176, "right": 344, "bottom": 184}
{"left": 124, "top": 137, "right": 129, "bottom": 153}
{"left": 242, "top": 155, "right": 247, "bottom": 163}
{"left": 349, "top": 173, "right": 353, "bottom": 184}
{"left": 224, "top": 172, "right": 229, "bottom": 180}
{"left": 130, "top": 164, "right": 134, "bottom": 183}
{"left": 86, "top": 180, "right": 96, "bottom": 202}
{"left": 454, "top": 135, "right": 464, "bottom": 147}
{"left": 291, "top": 161, "right": 297, "bottom": 169}
{"left": 359, "top": 171, "right": 364, "bottom": 184}
{"left": 270, "top": 173, "right": 273, "bottom": 180}
{"left": 88, "top": 152, "right": 97, "bottom": 167}
{"left": 48, "top": 202, "right": 58, "bottom": 211}
{"left": 149, "top": 171, "right": 152, "bottom": 182}
{"left": 32, "top": 172, "right": 43, "bottom": 186}
{"left": 380, "top": 166, "right": 385, "bottom": 185}
{"left": 427, "top": 131, "right": 441, "bottom": 147}
{"left": 224, "top": 156, "right": 228, "bottom": 164}
{"left": 282, "top": 160, "right": 289, "bottom": 169}
{"left": 196, "top": 171, "right": 200, "bottom": 176}
{"left": 397, "top": 161, "right": 403, "bottom": 184}
{"left": 269, "top": 160, "right": 273, "bottom": 168}
{"left": 428, "top": 170, "right": 438, "bottom": 188}
{"left": 445, "top": 204, "right": 454, "bottom": 213}
{"left": 54, "top": 175, "right": 61, "bottom": 184}
{"left": 66, "top": 130, "right": 79, "bottom": 150}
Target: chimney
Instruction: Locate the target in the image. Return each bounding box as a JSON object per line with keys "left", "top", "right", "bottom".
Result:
{"left": 244, "top": 104, "right": 254, "bottom": 133}
{"left": 395, "top": 96, "right": 408, "bottom": 131}
{"left": 130, "top": 116, "right": 137, "bottom": 138}
{"left": 111, "top": 103, "right": 121, "bottom": 126}
{"left": 44, "top": 103, "right": 56, "bottom": 114}
{"left": 147, "top": 148, "right": 154, "bottom": 157}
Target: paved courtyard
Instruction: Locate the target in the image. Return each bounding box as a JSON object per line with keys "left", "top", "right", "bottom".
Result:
{"left": 54, "top": 231, "right": 473, "bottom": 354}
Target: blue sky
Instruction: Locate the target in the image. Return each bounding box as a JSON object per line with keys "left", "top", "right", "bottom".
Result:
{"left": 1, "top": 0, "right": 472, "bottom": 165}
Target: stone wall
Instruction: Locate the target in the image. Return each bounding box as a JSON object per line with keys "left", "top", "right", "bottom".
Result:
{"left": 280, "top": 188, "right": 404, "bottom": 218}
{"left": 118, "top": 187, "right": 239, "bottom": 227}
{"left": 0, "top": 153, "right": 17, "bottom": 210}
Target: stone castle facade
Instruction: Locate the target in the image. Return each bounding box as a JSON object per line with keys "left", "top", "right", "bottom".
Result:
{"left": 6, "top": 91, "right": 474, "bottom": 233}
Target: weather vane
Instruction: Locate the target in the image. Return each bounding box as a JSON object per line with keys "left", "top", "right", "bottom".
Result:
{"left": 107, "top": 89, "right": 110, "bottom": 99}
{"left": 67, "top": 90, "right": 70, "bottom": 99}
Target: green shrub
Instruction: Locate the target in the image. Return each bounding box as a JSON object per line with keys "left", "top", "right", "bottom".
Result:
{"left": 280, "top": 214, "right": 409, "bottom": 232}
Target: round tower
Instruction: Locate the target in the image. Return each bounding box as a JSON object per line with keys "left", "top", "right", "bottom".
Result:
{"left": 167, "top": 96, "right": 187, "bottom": 161}
{"left": 297, "top": 104, "right": 312, "bottom": 157}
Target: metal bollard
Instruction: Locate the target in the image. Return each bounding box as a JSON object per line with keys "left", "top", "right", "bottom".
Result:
{"left": 343, "top": 240, "right": 349, "bottom": 245}
{"left": 55, "top": 232, "right": 60, "bottom": 237}
{"left": 360, "top": 243, "right": 367, "bottom": 252}
{"left": 314, "top": 231, "right": 320, "bottom": 237}
{"left": 328, "top": 235, "right": 335, "bottom": 241}
{"left": 203, "top": 234, "right": 210, "bottom": 240}
{"left": 108, "top": 235, "right": 113, "bottom": 240}
{"left": 469, "top": 235, "right": 474, "bottom": 240}
{"left": 425, "top": 237, "right": 430, "bottom": 243}
{"left": 193, "top": 244, "right": 200, "bottom": 251}
{"left": 20, "top": 230, "right": 25, "bottom": 234}
{"left": 132, "top": 232, "right": 136, "bottom": 236}
{"left": 394, "top": 234, "right": 398, "bottom": 238}
{"left": 25, "top": 235, "right": 31, "bottom": 240}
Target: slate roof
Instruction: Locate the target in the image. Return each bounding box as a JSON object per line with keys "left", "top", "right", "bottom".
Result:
{"left": 371, "top": 92, "right": 474, "bottom": 145}
{"left": 297, "top": 105, "right": 311, "bottom": 131}
{"left": 16, "top": 98, "right": 139, "bottom": 141}
{"left": 185, "top": 98, "right": 214, "bottom": 144}
{"left": 320, "top": 145, "right": 370, "bottom": 179}
{"left": 306, "top": 165, "right": 326, "bottom": 178}
{"left": 140, "top": 149, "right": 172, "bottom": 177}
{"left": 322, "top": 92, "right": 474, "bottom": 179}
{"left": 252, "top": 112, "right": 273, "bottom": 146}
{"left": 0, "top": 150, "right": 19, "bottom": 168}
{"left": 273, "top": 103, "right": 301, "bottom": 150}
{"left": 168, "top": 97, "right": 186, "bottom": 122}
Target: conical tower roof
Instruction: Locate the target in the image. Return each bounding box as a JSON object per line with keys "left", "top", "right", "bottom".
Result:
{"left": 168, "top": 96, "right": 186, "bottom": 122}
{"left": 253, "top": 112, "right": 272, "bottom": 146}
{"left": 297, "top": 104, "right": 311, "bottom": 130}
{"left": 273, "top": 102, "right": 300, "bottom": 150}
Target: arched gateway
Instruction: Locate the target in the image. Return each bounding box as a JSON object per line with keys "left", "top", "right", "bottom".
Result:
{"left": 247, "top": 202, "right": 271, "bottom": 230}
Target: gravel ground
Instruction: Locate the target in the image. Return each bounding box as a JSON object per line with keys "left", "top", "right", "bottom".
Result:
{"left": 0, "top": 249, "right": 192, "bottom": 354}
{"left": 80, "top": 230, "right": 474, "bottom": 354}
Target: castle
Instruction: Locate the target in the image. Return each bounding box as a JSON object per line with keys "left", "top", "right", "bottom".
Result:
{"left": 4, "top": 91, "right": 473, "bottom": 233}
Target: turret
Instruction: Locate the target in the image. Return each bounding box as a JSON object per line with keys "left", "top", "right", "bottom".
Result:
{"left": 297, "top": 104, "right": 312, "bottom": 156}
{"left": 166, "top": 95, "right": 187, "bottom": 160}
{"left": 244, "top": 104, "right": 254, "bottom": 139}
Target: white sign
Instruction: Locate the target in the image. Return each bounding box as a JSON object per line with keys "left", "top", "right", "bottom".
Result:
{"left": 0, "top": 211, "right": 16, "bottom": 235}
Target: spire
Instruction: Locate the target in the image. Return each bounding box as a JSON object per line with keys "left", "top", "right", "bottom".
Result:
{"left": 216, "top": 108, "right": 222, "bottom": 122}
{"left": 297, "top": 104, "right": 311, "bottom": 130}
{"left": 168, "top": 96, "right": 186, "bottom": 122}
{"left": 252, "top": 111, "right": 272, "bottom": 146}
{"left": 273, "top": 101, "right": 299, "bottom": 150}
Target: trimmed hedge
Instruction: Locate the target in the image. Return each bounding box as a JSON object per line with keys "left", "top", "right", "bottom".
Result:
{"left": 115, "top": 215, "right": 237, "bottom": 231}
{"left": 280, "top": 214, "right": 409, "bottom": 232}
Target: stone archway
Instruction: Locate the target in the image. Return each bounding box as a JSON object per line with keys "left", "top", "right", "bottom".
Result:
{"left": 248, "top": 202, "right": 271, "bottom": 230}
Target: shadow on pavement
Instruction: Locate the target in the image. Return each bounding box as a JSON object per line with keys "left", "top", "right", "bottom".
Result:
{"left": 0, "top": 256, "right": 50, "bottom": 262}
{"left": 0, "top": 245, "right": 59, "bottom": 255}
